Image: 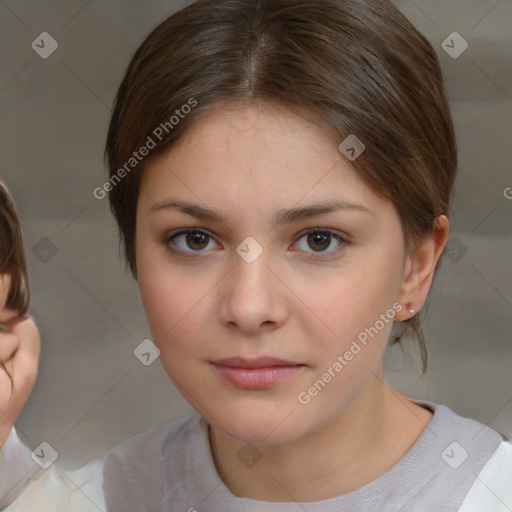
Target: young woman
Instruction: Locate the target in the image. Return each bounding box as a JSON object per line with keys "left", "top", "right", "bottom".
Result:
{"left": 1, "top": 0, "right": 511, "bottom": 510}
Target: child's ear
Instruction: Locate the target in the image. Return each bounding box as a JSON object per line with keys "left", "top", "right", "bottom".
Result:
{"left": 395, "top": 215, "right": 449, "bottom": 321}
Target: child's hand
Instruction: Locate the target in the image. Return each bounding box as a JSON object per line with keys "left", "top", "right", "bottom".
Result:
{"left": 0, "top": 275, "right": 41, "bottom": 447}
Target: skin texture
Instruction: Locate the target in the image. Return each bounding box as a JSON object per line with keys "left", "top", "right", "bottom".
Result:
{"left": 135, "top": 101, "right": 449, "bottom": 502}
{"left": 0, "top": 274, "right": 41, "bottom": 447}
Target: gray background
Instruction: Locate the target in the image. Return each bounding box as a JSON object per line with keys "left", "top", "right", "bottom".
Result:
{"left": 0, "top": 0, "right": 511, "bottom": 472}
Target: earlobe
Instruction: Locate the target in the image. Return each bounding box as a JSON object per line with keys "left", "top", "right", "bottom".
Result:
{"left": 395, "top": 215, "right": 450, "bottom": 321}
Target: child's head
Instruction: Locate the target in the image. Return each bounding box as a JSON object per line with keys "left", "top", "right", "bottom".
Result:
{"left": 104, "top": 0, "right": 455, "bottom": 441}
{"left": 0, "top": 181, "right": 30, "bottom": 317}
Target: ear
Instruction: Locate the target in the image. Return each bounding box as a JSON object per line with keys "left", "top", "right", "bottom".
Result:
{"left": 395, "top": 215, "right": 449, "bottom": 321}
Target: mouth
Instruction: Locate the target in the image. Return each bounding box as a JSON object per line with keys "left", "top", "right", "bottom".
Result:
{"left": 211, "top": 356, "right": 306, "bottom": 389}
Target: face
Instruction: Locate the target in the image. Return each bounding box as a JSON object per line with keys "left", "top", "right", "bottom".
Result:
{"left": 135, "top": 102, "right": 408, "bottom": 445}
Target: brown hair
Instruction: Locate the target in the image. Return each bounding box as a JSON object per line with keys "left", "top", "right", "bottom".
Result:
{"left": 0, "top": 181, "right": 30, "bottom": 316}
{"left": 105, "top": 0, "right": 457, "bottom": 373}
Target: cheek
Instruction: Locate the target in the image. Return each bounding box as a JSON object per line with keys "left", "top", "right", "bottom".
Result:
{"left": 299, "top": 254, "right": 402, "bottom": 370}
{"left": 139, "top": 268, "right": 197, "bottom": 339}
{"left": 136, "top": 246, "right": 216, "bottom": 360}
{"left": 309, "top": 261, "right": 400, "bottom": 332}
{"left": 295, "top": 274, "right": 397, "bottom": 413}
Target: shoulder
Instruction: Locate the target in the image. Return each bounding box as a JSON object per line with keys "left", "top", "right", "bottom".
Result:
{"left": 102, "top": 412, "right": 203, "bottom": 510}
{"left": 457, "top": 440, "right": 512, "bottom": 511}
{"left": 5, "top": 457, "right": 105, "bottom": 512}
{"left": 103, "top": 412, "right": 201, "bottom": 467}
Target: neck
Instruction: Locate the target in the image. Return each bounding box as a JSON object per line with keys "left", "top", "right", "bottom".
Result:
{"left": 208, "top": 372, "right": 433, "bottom": 502}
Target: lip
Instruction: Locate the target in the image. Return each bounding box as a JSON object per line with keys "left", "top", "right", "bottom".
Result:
{"left": 212, "top": 356, "right": 302, "bottom": 368}
{"left": 211, "top": 356, "right": 306, "bottom": 389}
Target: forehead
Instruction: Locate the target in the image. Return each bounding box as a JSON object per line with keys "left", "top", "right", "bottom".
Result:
{"left": 137, "top": 102, "right": 392, "bottom": 220}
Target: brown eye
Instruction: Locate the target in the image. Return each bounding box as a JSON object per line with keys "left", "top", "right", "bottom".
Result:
{"left": 184, "top": 232, "right": 209, "bottom": 250}
{"left": 307, "top": 232, "right": 331, "bottom": 251}
{"left": 293, "top": 229, "right": 348, "bottom": 259}
{"left": 165, "top": 229, "right": 219, "bottom": 255}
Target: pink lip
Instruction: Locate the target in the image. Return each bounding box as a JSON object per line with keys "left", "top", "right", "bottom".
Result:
{"left": 212, "top": 356, "right": 300, "bottom": 368}
{"left": 211, "top": 356, "right": 305, "bottom": 389}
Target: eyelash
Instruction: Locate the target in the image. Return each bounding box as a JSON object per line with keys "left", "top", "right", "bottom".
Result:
{"left": 163, "top": 227, "right": 349, "bottom": 260}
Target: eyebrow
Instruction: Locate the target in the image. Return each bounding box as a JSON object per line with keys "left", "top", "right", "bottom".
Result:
{"left": 149, "top": 198, "right": 374, "bottom": 228}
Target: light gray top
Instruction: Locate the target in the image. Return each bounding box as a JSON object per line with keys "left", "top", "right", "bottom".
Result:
{"left": 102, "top": 399, "right": 506, "bottom": 511}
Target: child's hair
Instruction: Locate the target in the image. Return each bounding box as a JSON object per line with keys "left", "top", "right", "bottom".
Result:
{"left": 104, "top": 0, "right": 458, "bottom": 373}
{"left": 0, "top": 181, "right": 30, "bottom": 316}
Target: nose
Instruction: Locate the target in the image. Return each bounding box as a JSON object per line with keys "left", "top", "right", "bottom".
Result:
{"left": 218, "top": 243, "right": 288, "bottom": 335}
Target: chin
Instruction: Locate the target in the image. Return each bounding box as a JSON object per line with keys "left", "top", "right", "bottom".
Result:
{"left": 209, "top": 401, "right": 308, "bottom": 446}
